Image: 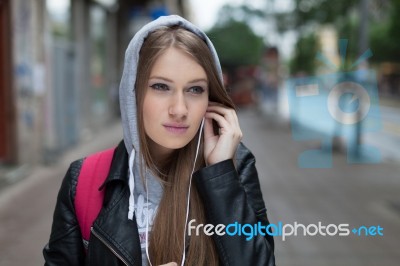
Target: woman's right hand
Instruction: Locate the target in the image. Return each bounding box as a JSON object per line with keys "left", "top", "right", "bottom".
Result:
{"left": 159, "top": 263, "right": 177, "bottom": 266}
{"left": 204, "top": 102, "right": 242, "bottom": 166}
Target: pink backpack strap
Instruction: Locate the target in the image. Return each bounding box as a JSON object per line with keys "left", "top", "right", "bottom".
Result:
{"left": 75, "top": 148, "right": 115, "bottom": 248}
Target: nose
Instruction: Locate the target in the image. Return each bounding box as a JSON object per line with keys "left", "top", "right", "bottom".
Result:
{"left": 169, "top": 92, "right": 188, "bottom": 118}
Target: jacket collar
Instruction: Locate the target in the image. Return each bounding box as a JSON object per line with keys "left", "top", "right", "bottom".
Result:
{"left": 100, "top": 140, "right": 129, "bottom": 190}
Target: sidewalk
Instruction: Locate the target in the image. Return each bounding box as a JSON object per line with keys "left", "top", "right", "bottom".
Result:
{"left": 379, "top": 95, "right": 400, "bottom": 109}
{"left": 0, "top": 120, "right": 123, "bottom": 266}
{"left": 0, "top": 119, "right": 123, "bottom": 201}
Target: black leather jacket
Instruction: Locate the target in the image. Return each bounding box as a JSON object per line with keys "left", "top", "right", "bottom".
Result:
{"left": 43, "top": 141, "right": 275, "bottom": 265}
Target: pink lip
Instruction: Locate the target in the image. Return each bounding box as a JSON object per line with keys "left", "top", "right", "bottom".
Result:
{"left": 163, "top": 123, "right": 189, "bottom": 134}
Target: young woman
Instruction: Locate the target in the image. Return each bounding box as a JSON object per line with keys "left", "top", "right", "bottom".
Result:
{"left": 43, "top": 15, "right": 275, "bottom": 266}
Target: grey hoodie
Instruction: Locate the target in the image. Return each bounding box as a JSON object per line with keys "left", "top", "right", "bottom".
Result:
{"left": 118, "top": 15, "right": 223, "bottom": 265}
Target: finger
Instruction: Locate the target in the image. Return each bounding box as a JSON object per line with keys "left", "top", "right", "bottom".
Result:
{"left": 204, "top": 112, "right": 230, "bottom": 133}
{"left": 206, "top": 108, "right": 243, "bottom": 140}
{"left": 208, "top": 101, "right": 225, "bottom": 106}
{"left": 204, "top": 116, "right": 215, "bottom": 139}
{"left": 207, "top": 106, "right": 240, "bottom": 129}
{"left": 207, "top": 104, "right": 232, "bottom": 113}
{"left": 207, "top": 105, "right": 236, "bottom": 119}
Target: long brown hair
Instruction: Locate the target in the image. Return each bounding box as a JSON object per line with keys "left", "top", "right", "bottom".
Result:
{"left": 135, "top": 26, "right": 235, "bottom": 265}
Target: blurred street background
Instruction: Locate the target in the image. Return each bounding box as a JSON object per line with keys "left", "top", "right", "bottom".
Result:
{"left": 1, "top": 0, "right": 400, "bottom": 265}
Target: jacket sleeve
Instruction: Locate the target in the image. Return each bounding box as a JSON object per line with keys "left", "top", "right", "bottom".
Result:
{"left": 193, "top": 146, "right": 275, "bottom": 266}
{"left": 43, "top": 160, "right": 85, "bottom": 266}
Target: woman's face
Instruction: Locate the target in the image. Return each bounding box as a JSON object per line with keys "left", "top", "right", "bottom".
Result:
{"left": 143, "top": 47, "right": 209, "bottom": 157}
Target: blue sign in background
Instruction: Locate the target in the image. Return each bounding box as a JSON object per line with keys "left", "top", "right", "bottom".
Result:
{"left": 286, "top": 69, "right": 381, "bottom": 168}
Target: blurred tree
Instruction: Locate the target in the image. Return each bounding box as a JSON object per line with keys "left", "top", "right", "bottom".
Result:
{"left": 275, "top": 0, "right": 359, "bottom": 32}
{"left": 289, "top": 33, "right": 319, "bottom": 75}
{"left": 276, "top": 0, "right": 360, "bottom": 68}
{"left": 215, "top": 4, "right": 265, "bottom": 27}
{"left": 206, "top": 5, "right": 265, "bottom": 67}
{"left": 369, "top": 0, "right": 400, "bottom": 62}
{"left": 276, "top": 0, "right": 400, "bottom": 64}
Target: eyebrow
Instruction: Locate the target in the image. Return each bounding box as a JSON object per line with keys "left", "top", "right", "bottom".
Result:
{"left": 149, "top": 76, "right": 208, "bottom": 84}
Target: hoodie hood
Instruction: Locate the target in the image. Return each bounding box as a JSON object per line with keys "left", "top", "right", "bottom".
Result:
{"left": 119, "top": 15, "right": 223, "bottom": 223}
{"left": 119, "top": 15, "right": 223, "bottom": 157}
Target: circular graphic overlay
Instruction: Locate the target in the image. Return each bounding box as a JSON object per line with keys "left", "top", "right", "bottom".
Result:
{"left": 327, "top": 81, "right": 370, "bottom": 125}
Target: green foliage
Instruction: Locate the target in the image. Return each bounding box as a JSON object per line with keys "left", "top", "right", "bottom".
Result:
{"left": 276, "top": 0, "right": 400, "bottom": 63}
{"left": 369, "top": 0, "right": 400, "bottom": 62}
{"left": 51, "top": 22, "right": 71, "bottom": 39}
{"left": 275, "top": 0, "right": 359, "bottom": 33}
{"left": 206, "top": 4, "right": 265, "bottom": 67}
{"left": 289, "top": 33, "right": 319, "bottom": 75}
{"left": 207, "top": 20, "right": 264, "bottom": 67}
{"left": 276, "top": 0, "right": 359, "bottom": 74}
{"left": 334, "top": 11, "right": 359, "bottom": 63}
{"left": 215, "top": 4, "right": 266, "bottom": 27}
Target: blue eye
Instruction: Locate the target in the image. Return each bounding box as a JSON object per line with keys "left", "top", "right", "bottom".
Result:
{"left": 150, "top": 83, "right": 169, "bottom": 91}
{"left": 187, "top": 86, "right": 205, "bottom": 94}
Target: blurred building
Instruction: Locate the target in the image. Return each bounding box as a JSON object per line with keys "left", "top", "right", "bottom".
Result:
{"left": 317, "top": 26, "right": 340, "bottom": 73}
{"left": 0, "top": 0, "right": 187, "bottom": 166}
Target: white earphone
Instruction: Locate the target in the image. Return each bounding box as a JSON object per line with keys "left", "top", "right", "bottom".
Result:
{"left": 146, "top": 117, "right": 205, "bottom": 266}
{"left": 180, "top": 117, "right": 205, "bottom": 265}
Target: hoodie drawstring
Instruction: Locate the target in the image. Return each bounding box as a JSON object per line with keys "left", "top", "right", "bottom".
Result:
{"left": 128, "top": 147, "right": 153, "bottom": 266}
{"left": 128, "top": 148, "right": 136, "bottom": 220}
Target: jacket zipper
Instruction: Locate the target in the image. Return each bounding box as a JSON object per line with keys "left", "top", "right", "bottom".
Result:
{"left": 90, "top": 227, "right": 130, "bottom": 266}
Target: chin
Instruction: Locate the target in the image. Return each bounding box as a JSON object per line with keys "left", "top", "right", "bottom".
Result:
{"left": 161, "top": 141, "right": 190, "bottom": 150}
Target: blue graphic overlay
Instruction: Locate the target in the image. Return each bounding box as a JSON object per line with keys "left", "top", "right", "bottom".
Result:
{"left": 286, "top": 40, "right": 381, "bottom": 168}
